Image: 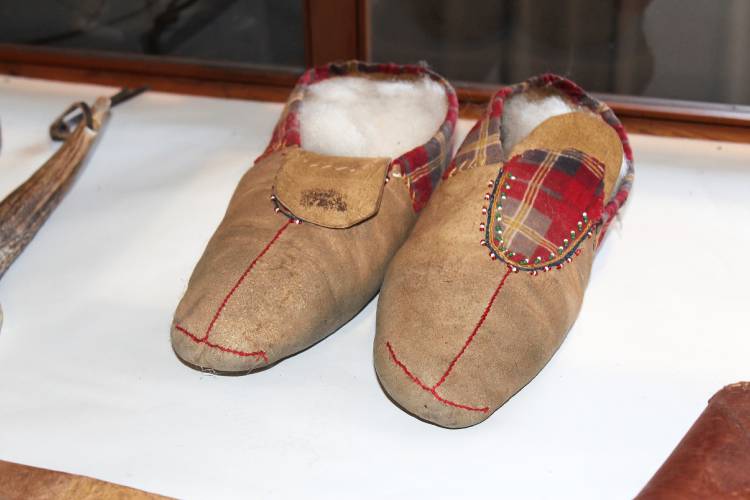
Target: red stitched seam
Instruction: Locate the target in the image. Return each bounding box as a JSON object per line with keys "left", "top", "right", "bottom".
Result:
{"left": 432, "top": 267, "right": 512, "bottom": 390}
{"left": 384, "top": 269, "right": 513, "bottom": 414}
{"left": 174, "top": 325, "right": 269, "bottom": 363}
{"left": 386, "top": 341, "right": 489, "bottom": 413}
{"left": 174, "top": 218, "right": 292, "bottom": 363}
{"left": 200, "top": 219, "right": 293, "bottom": 341}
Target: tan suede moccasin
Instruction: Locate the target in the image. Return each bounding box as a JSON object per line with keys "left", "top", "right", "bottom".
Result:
{"left": 374, "top": 74, "right": 634, "bottom": 428}
{"left": 172, "top": 61, "right": 457, "bottom": 372}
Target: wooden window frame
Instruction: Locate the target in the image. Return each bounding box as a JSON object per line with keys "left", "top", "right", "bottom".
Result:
{"left": 0, "top": 0, "right": 748, "bottom": 143}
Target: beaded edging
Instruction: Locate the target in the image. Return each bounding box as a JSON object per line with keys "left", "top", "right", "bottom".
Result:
{"left": 478, "top": 149, "right": 605, "bottom": 275}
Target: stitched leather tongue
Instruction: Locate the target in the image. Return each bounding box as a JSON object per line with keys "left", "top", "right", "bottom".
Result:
{"left": 273, "top": 147, "right": 391, "bottom": 229}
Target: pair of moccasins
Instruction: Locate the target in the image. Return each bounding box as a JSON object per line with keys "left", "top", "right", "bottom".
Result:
{"left": 171, "top": 61, "right": 634, "bottom": 428}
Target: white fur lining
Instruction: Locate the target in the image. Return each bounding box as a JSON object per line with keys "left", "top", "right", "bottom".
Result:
{"left": 501, "top": 94, "right": 576, "bottom": 155}
{"left": 299, "top": 76, "right": 447, "bottom": 159}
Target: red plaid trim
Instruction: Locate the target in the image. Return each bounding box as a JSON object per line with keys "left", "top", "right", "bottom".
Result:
{"left": 484, "top": 149, "right": 604, "bottom": 271}
{"left": 449, "top": 73, "right": 634, "bottom": 244}
{"left": 260, "top": 60, "right": 458, "bottom": 212}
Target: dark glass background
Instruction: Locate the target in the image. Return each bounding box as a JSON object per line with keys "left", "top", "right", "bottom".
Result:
{"left": 0, "top": 0, "right": 305, "bottom": 69}
{"left": 1, "top": 0, "right": 749, "bottom": 106}
{"left": 371, "top": 0, "right": 750, "bottom": 106}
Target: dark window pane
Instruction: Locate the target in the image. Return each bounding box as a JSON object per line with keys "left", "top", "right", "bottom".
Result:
{"left": 0, "top": 0, "right": 304, "bottom": 70}
{"left": 370, "top": 0, "right": 750, "bottom": 106}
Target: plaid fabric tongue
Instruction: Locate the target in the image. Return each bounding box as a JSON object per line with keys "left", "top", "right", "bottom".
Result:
{"left": 484, "top": 148, "right": 605, "bottom": 272}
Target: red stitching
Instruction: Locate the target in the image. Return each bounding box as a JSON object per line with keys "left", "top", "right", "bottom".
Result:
{"left": 386, "top": 342, "right": 489, "bottom": 413}
{"left": 175, "top": 325, "right": 269, "bottom": 363}
{"left": 201, "top": 219, "right": 292, "bottom": 341}
{"left": 384, "top": 269, "right": 513, "bottom": 413}
{"left": 432, "top": 267, "right": 512, "bottom": 390}
{"left": 174, "top": 218, "right": 292, "bottom": 362}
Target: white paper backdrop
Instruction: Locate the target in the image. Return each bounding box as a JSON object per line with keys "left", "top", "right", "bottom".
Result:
{"left": 0, "top": 76, "right": 748, "bottom": 499}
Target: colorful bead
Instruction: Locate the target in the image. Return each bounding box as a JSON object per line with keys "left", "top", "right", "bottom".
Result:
{"left": 480, "top": 239, "right": 486, "bottom": 246}
{"left": 484, "top": 193, "right": 491, "bottom": 200}
{"left": 479, "top": 223, "right": 485, "bottom": 231}
{"left": 481, "top": 207, "right": 487, "bottom": 215}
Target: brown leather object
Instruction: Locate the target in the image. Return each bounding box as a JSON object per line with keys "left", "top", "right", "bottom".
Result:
{"left": 0, "top": 460, "right": 169, "bottom": 499}
{"left": 636, "top": 382, "right": 750, "bottom": 499}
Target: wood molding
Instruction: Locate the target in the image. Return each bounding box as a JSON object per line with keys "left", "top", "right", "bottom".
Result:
{"left": 456, "top": 86, "right": 750, "bottom": 143}
{"left": 0, "top": 44, "right": 297, "bottom": 102}
{"left": 304, "top": 0, "right": 368, "bottom": 66}
{"left": 454, "top": 83, "right": 750, "bottom": 127}
{"left": 0, "top": 44, "right": 300, "bottom": 87}
{"left": 1, "top": 44, "right": 748, "bottom": 143}
{"left": 617, "top": 116, "right": 750, "bottom": 143}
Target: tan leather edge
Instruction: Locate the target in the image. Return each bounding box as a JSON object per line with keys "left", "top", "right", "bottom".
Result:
{"left": 509, "top": 111, "right": 623, "bottom": 202}
{"left": 273, "top": 147, "right": 391, "bottom": 229}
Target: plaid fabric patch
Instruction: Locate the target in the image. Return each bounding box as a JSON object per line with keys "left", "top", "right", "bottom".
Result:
{"left": 260, "top": 60, "right": 458, "bottom": 212}
{"left": 484, "top": 148, "right": 605, "bottom": 271}
{"left": 448, "top": 73, "right": 633, "bottom": 244}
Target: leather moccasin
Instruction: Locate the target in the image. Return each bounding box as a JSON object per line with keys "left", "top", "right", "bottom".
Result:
{"left": 374, "top": 74, "right": 634, "bottom": 427}
{"left": 172, "top": 61, "right": 457, "bottom": 372}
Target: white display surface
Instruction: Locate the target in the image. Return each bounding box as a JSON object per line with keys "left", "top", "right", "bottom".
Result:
{"left": 0, "top": 76, "right": 748, "bottom": 499}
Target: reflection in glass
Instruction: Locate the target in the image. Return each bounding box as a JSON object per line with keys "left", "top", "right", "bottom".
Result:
{"left": 370, "top": 0, "right": 750, "bottom": 105}
{"left": 0, "top": 0, "right": 304, "bottom": 70}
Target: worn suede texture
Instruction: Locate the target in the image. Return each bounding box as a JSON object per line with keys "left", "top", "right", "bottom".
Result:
{"left": 375, "top": 112, "right": 623, "bottom": 428}
{"left": 172, "top": 148, "right": 415, "bottom": 372}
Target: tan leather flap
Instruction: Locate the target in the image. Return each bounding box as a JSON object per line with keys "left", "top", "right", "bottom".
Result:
{"left": 273, "top": 147, "right": 391, "bottom": 228}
